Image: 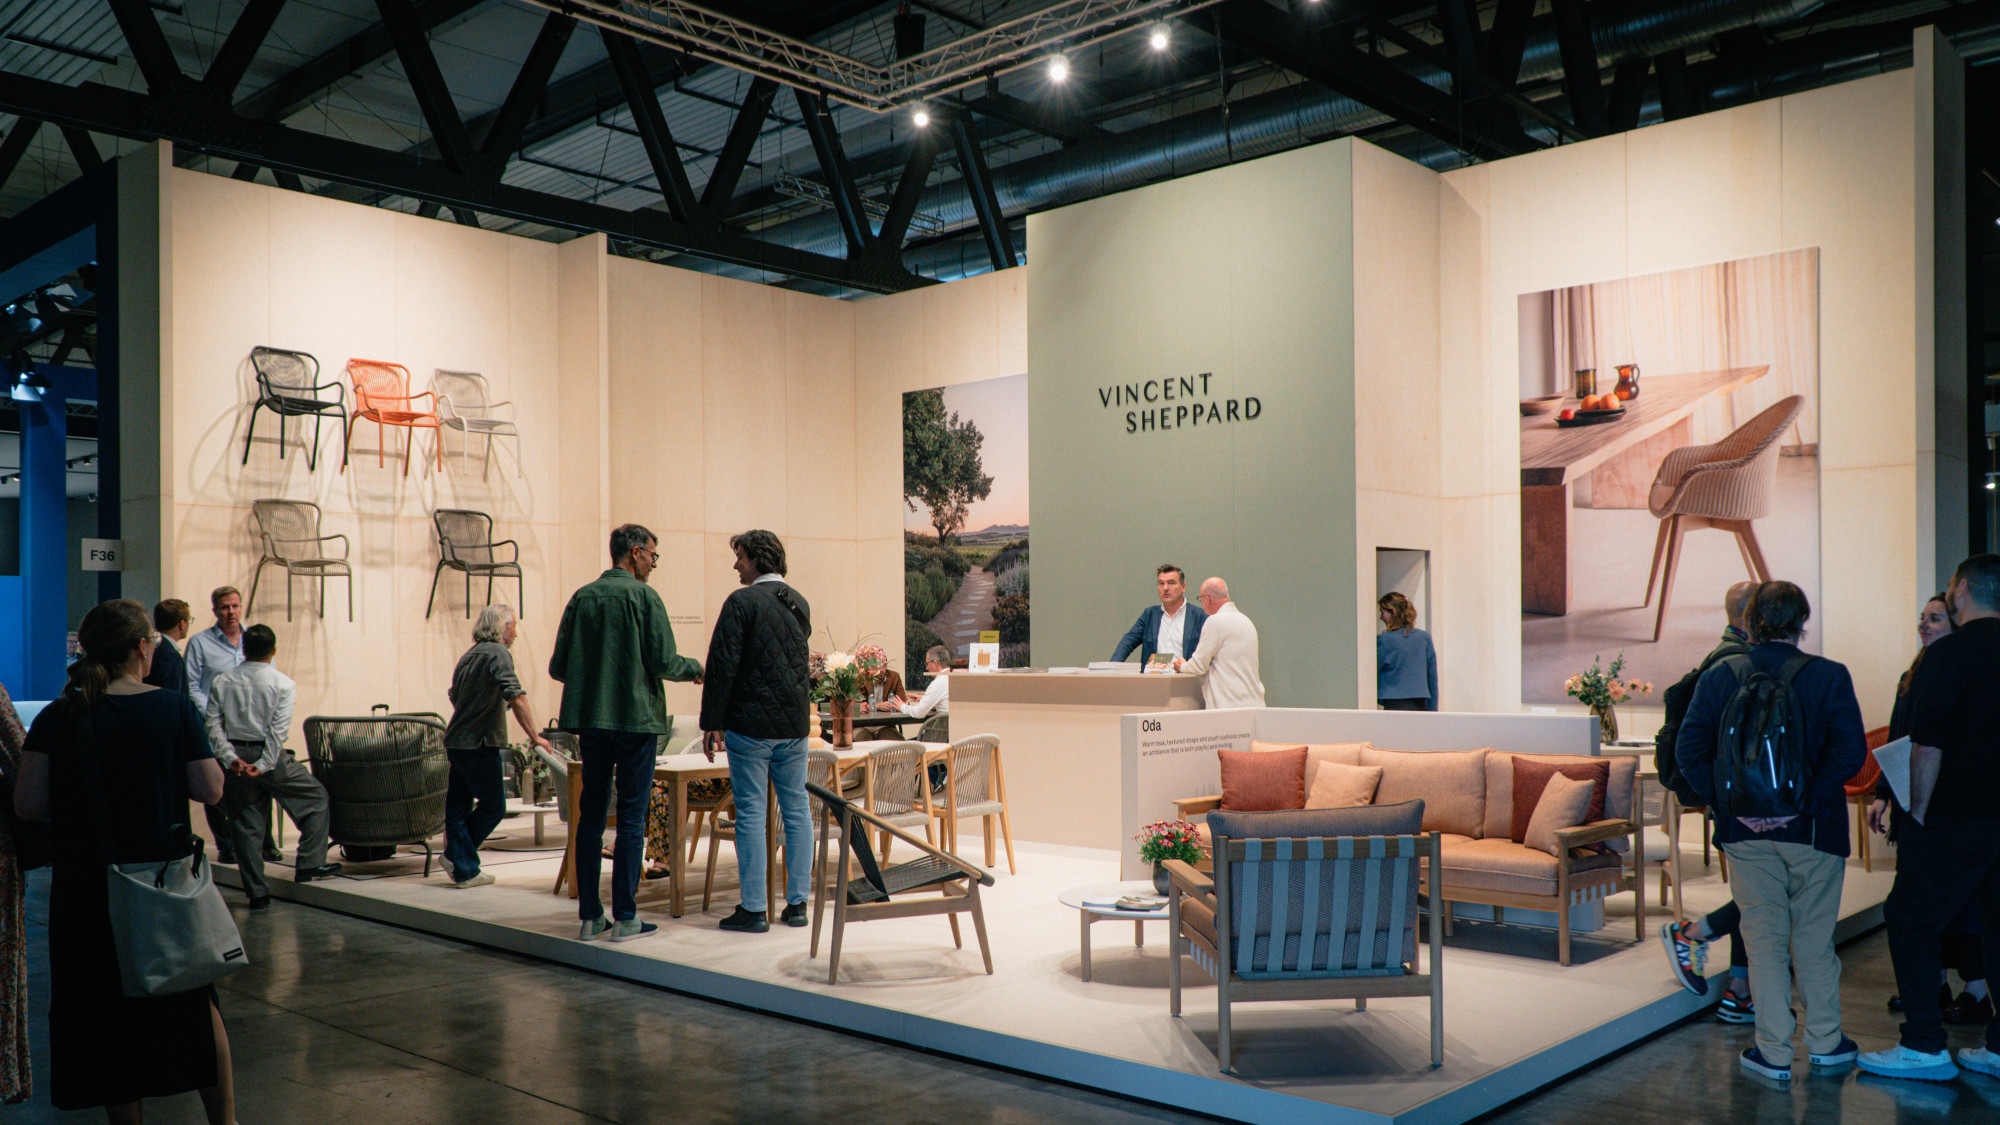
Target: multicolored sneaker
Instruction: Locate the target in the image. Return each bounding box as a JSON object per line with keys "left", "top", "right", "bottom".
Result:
{"left": 1716, "top": 989, "right": 1756, "bottom": 1024}
{"left": 1660, "top": 922, "right": 1709, "bottom": 996}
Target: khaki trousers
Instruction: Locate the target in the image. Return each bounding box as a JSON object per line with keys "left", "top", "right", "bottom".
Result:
{"left": 1723, "top": 838, "right": 1846, "bottom": 1067}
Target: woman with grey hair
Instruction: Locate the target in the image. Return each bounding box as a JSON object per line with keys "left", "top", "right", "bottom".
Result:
{"left": 442, "top": 605, "right": 551, "bottom": 887}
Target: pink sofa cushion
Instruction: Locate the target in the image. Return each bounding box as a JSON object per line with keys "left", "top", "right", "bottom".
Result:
{"left": 1305, "top": 762, "right": 1383, "bottom": 809}
{"left": 1524, "top": 773, "right": 1596, "bottom": 856}
{"left": 1360, "top": 746, "right": 1490, "bottom": 837}
{"left": 1303, "top": 741, "right": 1371, "bottom": 792}
{"left": 1218, "top": 746, "right": 1306, "bottom": 811}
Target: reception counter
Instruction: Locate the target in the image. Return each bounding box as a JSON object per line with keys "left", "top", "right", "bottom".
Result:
{"left": 949, "top": 671, "right": 1204, "bottom": 850}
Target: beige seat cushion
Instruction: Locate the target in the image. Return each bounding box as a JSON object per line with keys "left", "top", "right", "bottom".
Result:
{"left": 1303, "top": 741, "right": 1371, "bottom": 792}
{"left": 1435, "top": 837, "right": 1624, "bottom": 897}
{"left": 1524, "top": 773, "right": 1595, "bottom": 856}
{"left": 1361, "top": 746, "right": 1490, "bottom": 837}
{"left": 1305, "top": 762, "right": 1383, "bottom": 809}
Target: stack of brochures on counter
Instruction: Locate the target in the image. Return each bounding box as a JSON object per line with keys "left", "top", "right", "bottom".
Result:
{"left": 1087, "top": 661, "right": 1143, "bottom": 672}
{"left": 1081, "top": 894, "right": 1168, "bottom": 912}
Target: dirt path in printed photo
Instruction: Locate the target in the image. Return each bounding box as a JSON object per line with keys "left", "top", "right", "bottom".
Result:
{"left": 927, "top": 565, "right": 996, "bottom": 657}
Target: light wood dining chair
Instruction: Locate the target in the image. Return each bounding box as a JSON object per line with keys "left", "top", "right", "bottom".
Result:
{"left": 932, "top": 733, "right": 1016, "bottom": 874}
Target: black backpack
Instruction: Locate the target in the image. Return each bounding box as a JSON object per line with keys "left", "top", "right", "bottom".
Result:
{"left": 1711, "top": 652, "right": 1819, "bottom": 820}
{"left": 1654, "top": 640, "right": 1750, "bottom": 807}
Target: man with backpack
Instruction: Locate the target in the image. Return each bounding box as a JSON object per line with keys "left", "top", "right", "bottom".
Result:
{"left": 1677, "top": 581, "right": 1867, "bottom": 1082}
{"left": 1860, "top": 554, "right": 2000, "bottom": 1082}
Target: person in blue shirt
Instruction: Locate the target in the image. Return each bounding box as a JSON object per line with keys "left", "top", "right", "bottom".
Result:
{"left": 1111, "top": 564, "right": 1206, "bottom": 665}
{"left": 1375, "top": 592, "right": 1437, "bottom": 710}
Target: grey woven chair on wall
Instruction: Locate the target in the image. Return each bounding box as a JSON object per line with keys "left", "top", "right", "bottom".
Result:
{"left": 303, "top": 712, "right": 450, "bottom": 877}
{"left": 433, "top": 370, "right": 521, "bottom": 480}
{"left": 427, "top": 508, "right": 523, "bottom": 619}
{"left": 243, "top": 346, "right": 346, "bottom": 471}
{"left": 248, "top": 499, "right": 353, "bottom": 622}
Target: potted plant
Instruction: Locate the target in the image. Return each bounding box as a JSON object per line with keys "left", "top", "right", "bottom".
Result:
{"left": 1564, "top": 652, "right": 1652, "bottom": 743}
{"left": 1135, "top": 819, "right": 1204, "bottom": 896}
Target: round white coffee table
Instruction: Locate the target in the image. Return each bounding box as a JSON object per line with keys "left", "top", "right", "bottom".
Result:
{"left": 1059, "top": 880, "right": 1171, "bottom": 982}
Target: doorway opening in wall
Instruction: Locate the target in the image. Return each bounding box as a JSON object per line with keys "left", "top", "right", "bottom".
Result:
{"left": 1375, "top": 547, "right": 1431, "bottom": 708}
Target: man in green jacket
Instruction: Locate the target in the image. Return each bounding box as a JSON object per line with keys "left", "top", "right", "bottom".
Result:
{"left": 550, "top": 522, "right": 702, "bottom": 942}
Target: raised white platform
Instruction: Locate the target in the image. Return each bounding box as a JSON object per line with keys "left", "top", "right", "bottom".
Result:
{"left": 226, "top": 818, "right": 1892, "bottom": 1125}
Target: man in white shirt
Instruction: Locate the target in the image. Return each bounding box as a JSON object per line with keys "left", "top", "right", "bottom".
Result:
{"left": 205, "top": 623, "right": 340, "bottom": 907}
{"left": 904, "top": 645, "right": 952, "bottom": 726}
{"left": 187, "top": 585, "right": 278, "bottom": 865}
{"left": 1173, "top": 578, "right": 1266, "bottom": 710}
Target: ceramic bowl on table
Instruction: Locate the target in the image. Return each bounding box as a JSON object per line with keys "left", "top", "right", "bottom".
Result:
{"left": 1520, "top": 395, "right": 1564, "bottom": 416}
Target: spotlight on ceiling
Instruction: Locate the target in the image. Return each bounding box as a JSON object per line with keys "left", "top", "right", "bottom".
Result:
{"left": 1150, "top": 24, "right": 1169, "bottom": 51}
{"left": 912, "top": 105, "right": 931, "bottom": 128}
{"left": 1048, "top": 53, "right": 1070, "bottom": 83}
{"left": 10, "top": 362, "right": 50, "bottom": 404}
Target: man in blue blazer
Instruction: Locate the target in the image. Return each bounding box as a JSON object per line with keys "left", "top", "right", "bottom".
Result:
{"left": 1112, "top": 564, "right": 1207, "bottom": 664}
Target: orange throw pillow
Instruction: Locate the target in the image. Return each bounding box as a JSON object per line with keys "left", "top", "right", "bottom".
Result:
{"left": 1510, "top": 758, "right": 1609, "bottom": 842}
{"left": 1218, "top": 746, "right": 1307, "bottom": 811}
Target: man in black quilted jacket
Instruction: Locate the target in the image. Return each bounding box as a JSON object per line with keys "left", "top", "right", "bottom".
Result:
{"left": 701, "top": 529, "right": 812, "bottom": 933}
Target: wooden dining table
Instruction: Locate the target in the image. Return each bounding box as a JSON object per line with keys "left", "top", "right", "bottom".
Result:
{"left": 1520, "top": 367, "right": 1767, "bottom": 615}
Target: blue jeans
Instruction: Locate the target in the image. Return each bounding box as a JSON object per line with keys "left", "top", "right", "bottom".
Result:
{"left": 443, "top": 746, "right": 508, "bottom": 882}
{"left": 575, "top": 730, "right": 656, "bottom": 922}
{"left": 724, "top": 731, "right": 812, "bottom": 912}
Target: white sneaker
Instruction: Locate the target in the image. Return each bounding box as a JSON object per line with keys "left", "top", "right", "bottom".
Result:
{"left": 1858, "top": 1044, "right": 1959, "bottom": 1082}
{"left": 447, "top": 872, "right": 496, "bottom": 889}
{"left": 1960, "top": 1047, "right": 2000, "bottom": 1079}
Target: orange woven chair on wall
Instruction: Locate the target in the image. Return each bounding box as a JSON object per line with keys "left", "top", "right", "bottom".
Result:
{"left": 343, "top": 359, "right": 443, "bottom": 475}
{"left": 1847, "top": 725, "right": 1890, "bottom": 872}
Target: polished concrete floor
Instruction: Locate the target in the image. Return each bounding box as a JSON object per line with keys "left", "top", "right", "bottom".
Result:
{"left": 10, "top": 868, "right": 1999, "bottom": 1123}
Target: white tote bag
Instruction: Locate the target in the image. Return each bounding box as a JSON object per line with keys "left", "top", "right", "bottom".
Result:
{"left": 105, "top": 847, "right": 249, "bottom": 997}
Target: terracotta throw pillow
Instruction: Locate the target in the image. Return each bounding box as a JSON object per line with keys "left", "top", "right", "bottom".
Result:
{"left": 1524, "top": 773, "right": 1595, "bottom": 857}
{"left": 1305, "top": 763, "right": 1383, "bottom": 809}
{"left": 1510, "top": 758, "right": 1609, "bottom": 842}
{"left": 1218, "top": 746, "right": 1307, "bottom": 811}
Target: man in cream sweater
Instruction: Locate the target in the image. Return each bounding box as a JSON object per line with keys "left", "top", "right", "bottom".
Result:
{"left": 1172, "top": 578, "right": 1265, "bottom": 710}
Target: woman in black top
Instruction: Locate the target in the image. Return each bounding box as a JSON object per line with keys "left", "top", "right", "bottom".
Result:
{"left": 11, "top": 599, "right": 234, "bottom": 1123}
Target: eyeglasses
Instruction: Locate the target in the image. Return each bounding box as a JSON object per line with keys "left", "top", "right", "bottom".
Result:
{"left": 144, "top": 634, "right": 162, "bottom": 644}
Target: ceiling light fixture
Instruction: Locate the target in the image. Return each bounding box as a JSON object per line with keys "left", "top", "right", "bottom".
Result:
{"left": 1150, "top": 24, "right": 1169, "bottom": 51}
{"left": 1048, "top": 53, "right": 1070, "bottom": 83}
{"left": 913, "top": 105, "right": 930, "bottom": 128}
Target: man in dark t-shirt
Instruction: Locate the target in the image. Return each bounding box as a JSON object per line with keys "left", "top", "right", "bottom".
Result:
{"left": 1860, "top": 554, "right": 2000, "bottom": 1082}
{"left": 441, "top": 605, "right": 550, "bottom": 888}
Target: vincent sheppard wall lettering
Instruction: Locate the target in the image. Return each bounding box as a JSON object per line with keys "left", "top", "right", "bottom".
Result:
{"left": 1099, "top": 372, "right": 1263, "bottom": 434}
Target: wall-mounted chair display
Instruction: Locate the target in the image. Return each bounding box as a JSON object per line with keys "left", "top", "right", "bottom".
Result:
{"left": 1642, "top": 395, "right": 1806, "bottom": 641}
{"left": 243, "top": 346, "right": 346, "bottom": 471}
{"left": 427, "top": 508, "right": 523, "bottom": 619}
{"left": 248, "top": 499, "right": 353, "bottom": 622}
{"left": 344, "top": 359, "right": 442, "bottom": 475}
{"left": 433, "top": 370, "right": 520, "bottom": 480}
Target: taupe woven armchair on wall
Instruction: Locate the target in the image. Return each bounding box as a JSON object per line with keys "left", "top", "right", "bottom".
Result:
{"left": 433, "top": 370, "right": 521, "bottom": 480}
{"left": 303, "top": 712, "right": 450, "bottom": 877}
{"left": 1642, "top": 395, "right": 1805, "bottom": 641}
{"left": 248, "top": 499, "right": 353, "bottom": 622}
{"left": 427, "top": 508, "right": 524, "bottom": 619}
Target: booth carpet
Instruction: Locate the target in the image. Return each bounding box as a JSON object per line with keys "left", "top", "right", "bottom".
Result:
{"left": 219, "top": 820, "right": 1893, "bottom": 1125}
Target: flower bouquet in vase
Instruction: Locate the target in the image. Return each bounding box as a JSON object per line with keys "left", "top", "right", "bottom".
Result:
{"left": 1135, "top": 819, "right": 1204, "bottom": 896}
{"left": 1564, "top": 652, "right": 1652, "bottom": 743}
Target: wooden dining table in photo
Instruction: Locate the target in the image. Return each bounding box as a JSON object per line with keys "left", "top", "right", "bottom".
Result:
{"left": 1520, "top": 366, "right": 1768, "bottom": 616}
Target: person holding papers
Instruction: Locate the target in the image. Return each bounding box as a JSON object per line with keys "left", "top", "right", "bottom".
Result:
{"left": 1171, "top": 578, "right": 1264, "bottom": 710}
{"left": 1111, "top": 565, "right": 1206, "bottom": 666}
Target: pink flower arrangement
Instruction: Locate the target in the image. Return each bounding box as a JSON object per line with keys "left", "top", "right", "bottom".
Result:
{"left": 1564, "top": 652, "right": 1652, "bottom": 710}
{"left": 1135, "top": 819, "right": 1204, "bottom": 865}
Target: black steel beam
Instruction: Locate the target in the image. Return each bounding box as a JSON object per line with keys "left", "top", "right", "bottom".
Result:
{"left": 699, "top": 76, "right": 779, "bottom": 213}
{"left": 234, "top": 0, "right": 486, "bottom": 123}
{"left": 1605, "top": 58, "right": 1649, "bottom": 134}
{"left": 478, "top": 12, "right": 575, "bottom": 168}
{"left": 1655, "top": 49, "right": 1700, "bottom": 121}
{"left": 1217, "top": 0, "right": 1530, "bottom": 161}
{"left": 0, "top": 69, "right": 930, "bottom": 293}
{"left": 202, "top": 0, "right": 289, "bottom": 105}
{"left": 60, "top": 126, "right": 102, "bottom": 172}
{"left": 272, "top": 169, "right": 304, "bottom": 191}
{"left": 603, "top": 29, "right": 698, "bottom": 224}
{"left": 0, "top": 116, "right": 38, "bottom": 193}
{"left": 795, "top": 89, "right": 872, "bottom": 260}
{"left": 1483, "top": 0, "right": 1535, "bottom": 84}
{"left": 1435, "top": 0, "right": 1482, "bottom": 91}
{"left": 962, "top": 92, "right": 1112, "bottom": 145}
{"left": 451, "top": 206, "right": 480, "bottom": 227}
{"left": 1361, "top": 19, "right": 1568, "bottom": 146}
{"left": 231, "top": 161, "right": 261, "bottom": 181}
{"left": 1552, "top": 0, "right": 1605, "bottom": 137}
{"left": 376, "top": 0, "right": 476, "bottom": 173}
{"left": 873, "top": 126, "right": 941, "bottom": 255}
{"left": 950, "top": 114, "right": 1015, "bottom": 272}
{"left": 106, "top": 0, "right": 188, "bottom": 94}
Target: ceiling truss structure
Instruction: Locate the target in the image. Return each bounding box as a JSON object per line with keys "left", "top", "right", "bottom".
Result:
{"left": 0, "top": 1, "right": 1997, "bottom": 298}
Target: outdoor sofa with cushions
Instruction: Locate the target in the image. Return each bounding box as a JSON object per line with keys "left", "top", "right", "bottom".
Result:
{"left": 1173, "top": 741, "right": 1643, "bottom": 965}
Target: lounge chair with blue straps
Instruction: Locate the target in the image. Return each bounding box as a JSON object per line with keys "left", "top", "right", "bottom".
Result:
{"left": 1165, "top": 800, "right": 1443, "bottom": 1073}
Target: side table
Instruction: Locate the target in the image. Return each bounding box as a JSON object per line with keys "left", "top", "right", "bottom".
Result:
{"left": 1058, "top": 880, "right": 1171, "bottom": 982}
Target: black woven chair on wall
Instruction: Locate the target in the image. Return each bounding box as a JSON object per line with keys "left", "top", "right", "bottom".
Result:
{"left": 427, "top": 508, "right": 524, "bottom": 619}
{"left": 303, "top": 711, "right": 449, "bottom": 875}
{"left": 243, "top": 346, "right": 347, "bottom": 472}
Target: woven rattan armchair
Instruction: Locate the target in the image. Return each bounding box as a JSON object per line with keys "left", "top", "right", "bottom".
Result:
{"left": 1642, "top": 395, "right": 1806, "bottom": 641}
{"left": 1168, "top": 801, "right": 1443, "bottom": 1074}
{"left": 243, "top": 346, "right": 346, "bottom": 471}
{"left": 433, "top": 370, "right": 521, "bottom": 481}
{"left": 805, "top": 780, "right": 995, "bottom": 984}
{"left": 862, "top": 741, "right": 936, "bottom": 862}
{"left": 933, "top": 733, "right": 1016, "bottom": 874}
{"left": 426, "top": 508, "right": 523, "bottom": 619}
{"left": 248, "top": 499, "right": 352, "bottom": 622}
{"left": 303, "top": 712, "right": 449, "bottom": 877}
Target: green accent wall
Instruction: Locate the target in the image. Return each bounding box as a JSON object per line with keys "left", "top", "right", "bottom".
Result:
{"left": 1027, "top": 141, "right": 1359, "bottom": 707}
